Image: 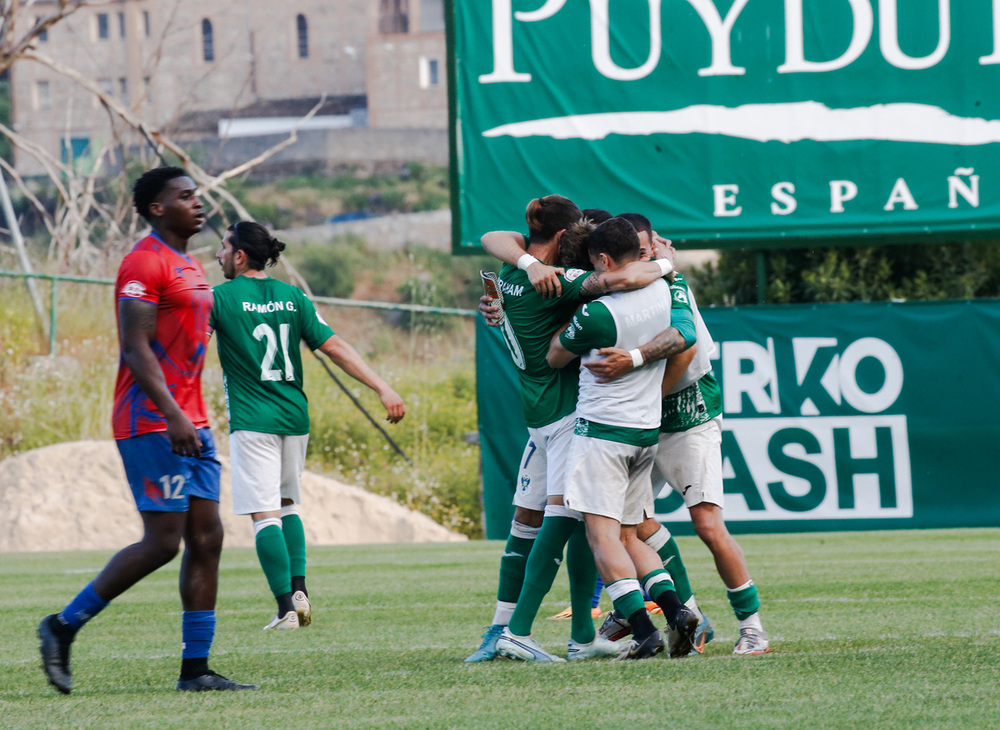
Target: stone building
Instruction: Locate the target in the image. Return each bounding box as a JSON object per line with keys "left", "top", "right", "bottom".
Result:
{"left": 10, "top": 0, "right": 448, "bottom": 176}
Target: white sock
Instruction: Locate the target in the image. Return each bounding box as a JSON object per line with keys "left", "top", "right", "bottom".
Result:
{"left": 739, "top": 612, "right": 763, "bottom": 632}
{"left": 684, "top": 595, "right": 701, "bottom": 616}
{"left": 491, "top": 601, "right": 516, "bottom": 627}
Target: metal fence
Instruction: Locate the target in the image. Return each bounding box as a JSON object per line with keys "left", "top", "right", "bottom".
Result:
{"left": 0, "top": 270, "right": 477, "bottom": 355}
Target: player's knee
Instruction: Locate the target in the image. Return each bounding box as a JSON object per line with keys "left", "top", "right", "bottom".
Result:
{"left": 691, "top": 512, "right": 728, "bottom": 547}
{"left": 142, "top": 537, "right": 181, "bottom": 567}
{"left": 190, "top": 523, "right": 224, "bottom": 558}
{"left": 512, "top": 506, "right": 544, "bottom": 528}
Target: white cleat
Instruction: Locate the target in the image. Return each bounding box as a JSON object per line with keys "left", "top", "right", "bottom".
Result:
{"left": 495, "top": 627, "right": 565, "bottom": 662}
{"left": 567, "top": 635, "right": 621, "bottom": 661}
{"left": 733, "top": 627, "right": 772, "bottom": 655}
{"left": 263, "top": 610, "right": 300, "bottom": 631}
{"left": 292, "top": 591, "right": 312, "bottom": 627}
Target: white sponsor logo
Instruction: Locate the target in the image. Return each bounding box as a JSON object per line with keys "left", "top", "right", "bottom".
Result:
{"left": 122, "top": 280, "right": 146, "bottom": 298}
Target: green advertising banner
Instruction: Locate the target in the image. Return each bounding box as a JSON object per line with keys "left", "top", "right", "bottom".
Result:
{"left": 449, "top": 1, "right": 1000, "bottom": 250}
{"left": 476, "top": 300, "right": 1000, "bottom": 538}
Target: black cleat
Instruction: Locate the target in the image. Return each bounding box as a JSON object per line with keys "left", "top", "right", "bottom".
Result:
{"left": 177, "top": 670, "right": 259, "bottom": 692}
{"left": 615, "top": 629, "right": 665, "bottom": 660}
{"left": 666, "top": 605, "right": 700, "bottom": 658}
{"left": 38, "top": 615, "right": 73, "bottom": 695}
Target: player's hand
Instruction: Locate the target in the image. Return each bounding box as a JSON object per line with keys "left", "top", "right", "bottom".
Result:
{"left": 166, "top": 413, "right": 202, "bottom": 457}
{"left": 381, "top": 390, "right": 406, "bottom": 424}
{"left": 479, "top": 295, "right": 502, "bottom": 327}
{"left": 583, "top": 347, "right": 635, "bottom": 383}
{"left": 652, "top": 233, "right": 676, "bottom": 268}
{"left": 527, "top": 261, "right": 565, "bottom": 298}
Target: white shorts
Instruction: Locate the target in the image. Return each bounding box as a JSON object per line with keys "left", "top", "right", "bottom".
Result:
{"left": 652, "top": 416, "right": 724, "bottom": 509}
{"left": 512, "top": 413, "right": 576, "bottom": 511}
{"left": 230, "top": 430, "right": 309, "bottom": 515}
{"left": 563, "top": 435, "right": 657, "bottom": 525}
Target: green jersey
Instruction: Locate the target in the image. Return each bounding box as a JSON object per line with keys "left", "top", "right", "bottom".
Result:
{"left": 660, "top": 273, "right": 723, "bottom": 432}
{"left": 495, "top": 262, "right": 594, "bottom": 428}
{"left": 210, "top": 276, "right": 335, "bottom": 435}
{"left": 661, "top": 373, "right": 723, "bottom": 433}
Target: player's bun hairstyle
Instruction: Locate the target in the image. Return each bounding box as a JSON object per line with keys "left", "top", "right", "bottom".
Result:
{"left": 588, "top": 217, "right": 640, "bottom": 264}
{"left": 525, "top": 195, "right": 582, "bottom": 244}
{"left": 133, "top": 166, "right": 188, "bottom": 222}
{"left": 557, "top": 219, "right": 596, "bottom": 270}
{"left": 228, "top": 221, "right": 286, "bottom": 270}
{"left": 582, "top": 208, "right": 613, "bottom": 225}
{"left": 616, "top": 212, "right": 652, "bottom": 240}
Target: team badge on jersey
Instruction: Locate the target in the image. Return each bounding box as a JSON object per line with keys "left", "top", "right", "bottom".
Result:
{"left": 122, "top": 280, "right": 147, "bottom": 298}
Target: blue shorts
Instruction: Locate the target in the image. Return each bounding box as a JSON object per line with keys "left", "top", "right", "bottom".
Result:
{"left": 116, "top": 428, "right": 222, "bottom": 512}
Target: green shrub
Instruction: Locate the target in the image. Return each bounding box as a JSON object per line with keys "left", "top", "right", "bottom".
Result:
{"left": 293, "top": 235, "right": 367, "bottom": 298}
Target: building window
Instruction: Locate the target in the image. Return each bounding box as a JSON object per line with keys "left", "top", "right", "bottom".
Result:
{"left": 36, "top": 80, "right": 51, "bottom": 110}
{"left": 143, "top": 11, "right": 150, "bottom": 37}
{"left": 419, "top": 0, "right": 445, "bottom": 33}
{"left": 118, "top": 12, "right": 126, "bottom": 38}
{"left": 36, "top": 18, "right": 48, "bottom": 42}
{"left": 379, "top": 0, "right": 409, "bottom": 34}
{"left": 97, "top": 78, "right": 114, "bottom": 103}
{"left": 96, "top": 13, "right": 109, "bottom": 39}
{"left": 60, "top": 137, "right": 92, "bottom": 165}
{"left": 144, "top": 76, "right": 153, "bottom": 104}
{"left": 419, "top": 57, "right": 441, "bottom": 88}
{"left": 202, "top": 19, "right": 214, "bottom": 62}
{"left": 119, "top": 78, "right": 129, "bottom": 104}
{"left": 296, "top": 14, "right": 309, "bottom": 59}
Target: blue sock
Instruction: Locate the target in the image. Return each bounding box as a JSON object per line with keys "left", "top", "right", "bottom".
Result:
{"left": 59, "top": 582, "right": 109, "bottom": 630}
{"left": 591, "top": 577, "right": 604, "bottom": 609}
{"left": 181, "top": 611, "right": 216, "bottom": 659}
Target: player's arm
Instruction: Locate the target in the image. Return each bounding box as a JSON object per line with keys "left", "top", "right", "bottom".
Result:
{"left": 119, "top": 298, "right": 201, "bottom": 456}
{"left": 580, "top": 257, "right": 673, "bottom": 297}
{"left": 318, "top": 335, "right": 406, "bottom": 423}
{"left": 480, "top": 230, "right": 565, "bottom": 298}
{"left": 545, "top": 322, "right": 576, "bottom": 369}
{"left": 660, "top": 344, "right": 697, "bottom": 398}
{"left": 584, "top": 275, "right": 696, "bottom": 382}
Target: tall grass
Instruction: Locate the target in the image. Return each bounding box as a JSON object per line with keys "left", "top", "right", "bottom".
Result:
{"left": 0, "top": 274, "right": 484, "bottom": 537}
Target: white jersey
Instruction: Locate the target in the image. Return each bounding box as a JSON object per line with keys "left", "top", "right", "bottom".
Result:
{"left": 563, "top": 278, "right": 670, "bottom": 431}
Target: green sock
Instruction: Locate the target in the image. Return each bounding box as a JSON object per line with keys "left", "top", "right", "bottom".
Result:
{"left": 640, "top": 568, "right": 680, "bottom": 608}
{"left": 282, "top": 512, "right": 307, "bottom": 579}
{"left": 657, "top": 537, "right": 694, "bottom": 604}
{"left": 508, "top": 516, "right": 576, "bottom": 636}
{"left": 608, "top": 583, "right": 646, "bottom": 620}
{"left": 255, "top": 524, "right": 292, "bottom": 598}
{"left": 728, "top": 581, "right": 761, "bottom": 620}
{"left": 565, "top": 521, "right": 597, "bottom": 644}
{"left": 498, "top": 534, "right": 535, "bottom": 604}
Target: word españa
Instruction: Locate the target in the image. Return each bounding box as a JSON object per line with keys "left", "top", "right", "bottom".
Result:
{"left": 241, "top": 300, "right": 297, "bottom": 313}
{"left": 712, "top": 168, "right": 980, "bottom": 218}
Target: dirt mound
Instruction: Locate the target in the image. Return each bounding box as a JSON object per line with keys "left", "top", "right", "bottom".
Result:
{"left": 0, "top": 441, "right": 465, "bottom": 552}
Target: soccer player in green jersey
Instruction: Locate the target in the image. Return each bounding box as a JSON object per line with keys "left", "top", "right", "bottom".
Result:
{"left": 467, "top": 196, "right": 687, "bottom": 663}
{"left": 547, "top": 218, "right": 700, "bottom": 660}
{"left": 211, "top": 221, "right": 405, "bottom": 630}
{"left": 589, "top": 218, "right": 771, "bottom": 656}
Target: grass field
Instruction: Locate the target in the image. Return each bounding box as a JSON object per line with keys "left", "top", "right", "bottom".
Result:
{"left": 3, "top": 529, "right": 998, "bottom": 729}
